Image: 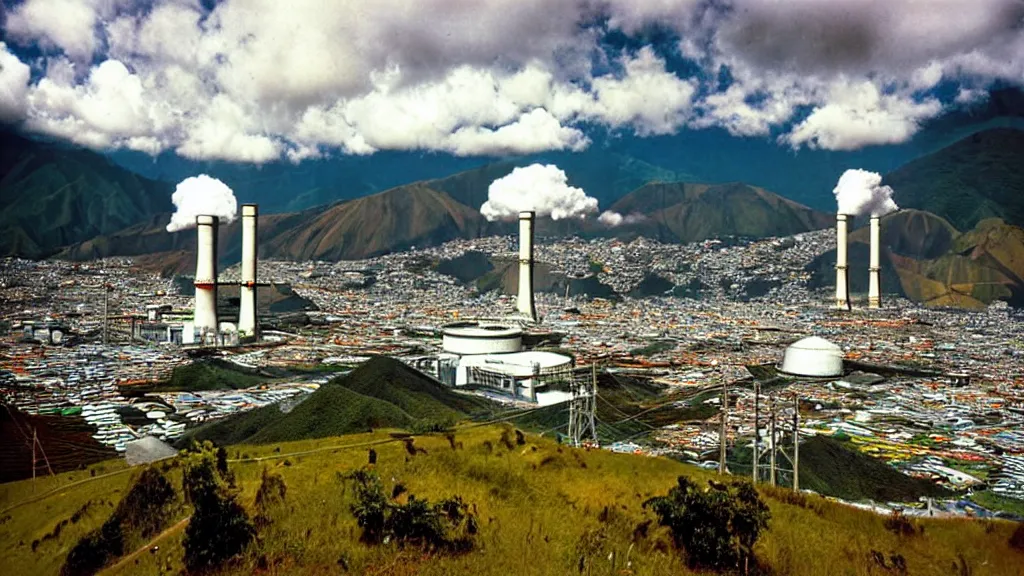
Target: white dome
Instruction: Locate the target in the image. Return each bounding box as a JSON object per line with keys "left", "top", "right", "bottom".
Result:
{"left": 780, "top": 336, "right": 843, "bottom": 377}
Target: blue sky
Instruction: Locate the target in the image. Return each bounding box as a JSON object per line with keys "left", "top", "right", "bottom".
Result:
{"left": 1, "top": 0, "right": 1022, "bottom": 173}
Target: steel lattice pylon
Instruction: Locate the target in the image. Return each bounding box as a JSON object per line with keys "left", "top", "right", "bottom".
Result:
{"left": 568, "top": 364, "right": 598, "bottom": 448}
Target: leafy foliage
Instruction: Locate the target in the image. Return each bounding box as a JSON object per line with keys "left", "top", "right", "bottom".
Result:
{"left": 61, "top": 467, "right": 176, "bottom": 576}
{"left": 342, "top": 469, "right": 478, "bottom": 553}
{"left": 644, "top": 476, "right": 770, "bottom": 571}
{"left": 181, "top": 442, "right": 255, "bottom": 572}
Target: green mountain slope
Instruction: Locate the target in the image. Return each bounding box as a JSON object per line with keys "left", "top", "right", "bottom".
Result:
{"left": 0, "top": 133, "right": 173, "bottom": 258}
{"left": 885, "top": 128, "right": 1024, "bottom": 230}
{"left": 183, "top": 357, "right": 499, "bottom": 446}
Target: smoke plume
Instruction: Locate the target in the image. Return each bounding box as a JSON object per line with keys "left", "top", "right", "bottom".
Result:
{"left": 832, "top": 168, "right": 898, "bottom": 217}
{"left": 481, "top": 164, "right": 598, "bottom": 221}
{"left": 165, "top": 175, "right": 239, "bottom": 232}
{"left": 598, "top": 210, "right": 646, "bottom": 227}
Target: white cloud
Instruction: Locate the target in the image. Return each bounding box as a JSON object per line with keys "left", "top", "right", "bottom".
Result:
{"left": 782, "top": 79, "right": 943, "bottom": 150}
{"left": 1, "top": 0, "right": 1023, "bottom": 159}
{"left": 0, "top": 44, "right": 32, "bottom": 123}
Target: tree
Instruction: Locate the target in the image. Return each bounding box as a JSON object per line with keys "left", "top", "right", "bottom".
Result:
{"left": 644, "top": 476, "right": 770, "bottom": 572}
{"left": 181, "top": 442, "right": 254, "bottom": 572}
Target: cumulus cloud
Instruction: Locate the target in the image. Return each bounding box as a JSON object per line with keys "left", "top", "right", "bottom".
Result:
{"left": 833, "top": 169, "right": 898, "bottom": 217}
{"left": 0, "top": 44, "right": 32, "bottom": 123}
{"left": 0, "top": 0, "right": 1022, "bottom": 160}
{"left": 481, "top": 164, "right": 599, "bottom": 221}
{"left": 166, "top": 175, "right": 239, "bottom": 233}
{"left": 598, "top": 211, "right": 647, "bottom": 227}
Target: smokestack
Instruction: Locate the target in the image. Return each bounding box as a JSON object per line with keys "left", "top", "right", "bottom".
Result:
{"left": 835, "top": 214, "right": 851, "bottom": 310}
{"left": 869, "top": 215, "right": 881, "bottom": 309}
{"left": 194, "top": 215, "right": 219, "bottom": 342}
{"left": 517, "top": 211, "right": 537, "bottom": 322}
{"left": 238, "top": 204, "right": 259, "bottom": 337}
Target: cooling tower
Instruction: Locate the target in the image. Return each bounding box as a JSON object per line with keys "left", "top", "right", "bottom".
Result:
{"left": 238, "top": 204, "right": 258, "bottom": 337}
{"left": 835, "top": 214, "right": 851, "bottom": 310}
{"left": 868, "top": 215, "right": 881, "bottom": 309}
{"left": 517, "top": 211, "right": 538, "bottom": 322}
{"left": 194, "top": 215, "right": 219, "bottom": 340}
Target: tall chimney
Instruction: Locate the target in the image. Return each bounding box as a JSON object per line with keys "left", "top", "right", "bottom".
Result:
{"left": 238, "top": 204, "right": 259, "bottom": 337}
{"left": 517, "top": 211, "right": 537, "bottom": 322}
{"left": 868, "top": 215, "right": 881, "bottom": 309}
{"left": 194, "top": 215, "right": 220, "bottom": 342}
{"left": 835, "top": 214, "right": 851, "bottom": 310}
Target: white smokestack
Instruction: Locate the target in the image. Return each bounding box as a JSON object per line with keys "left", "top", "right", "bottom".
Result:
{"left": 517, "top": 211, "right": 537, "bottom": 322}
{"left": 832, "top": 169, "right": 899, "bottom": 310}
{"left": 835, "top": 214, "right": 851, "bottom": 310}
{"left": 166, "top": 175, "right": 238, "bottom": 233}
{"left": 194, "top": 215, "right": 219, "bottom": 342}
{"left": 481, "top": 164, "right": 598, "bottom": 221}
{"left": 869, "top": 215, "right": 881, "bottom": 309}
{"left": 238, "top": 204, "right": 258, "bottom": 337}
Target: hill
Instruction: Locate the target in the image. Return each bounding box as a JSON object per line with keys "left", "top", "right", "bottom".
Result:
{"left": 0, "top": 132, "right": 173, "bottom": 258}
{"left": 797, "top": 436, "right": 952, "bottom": 502}
{"left": 127, "top": 359, "right": 270, "bottom": 394}
{"left": 608, "top": 182, "right": 833, "bottom": 243}
{"left": 0, "top": 406, "right": 117, "bottom": 483}
{"left": 807, "top": 210, "right": 1024, "bottom": 308}
{"left": 3, "top": 426, "right": 1023, "bottom": 576}
{"left": 885, "top": 128, "right": 1024, "bottom": 230}
{"left": 182, "top": 357, "right": 499, "bottom": 446}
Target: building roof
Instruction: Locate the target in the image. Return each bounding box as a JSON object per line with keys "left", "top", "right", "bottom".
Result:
{"left": 442, "top": 322, "right": 522, "bottom": 339}
{"left": 460, "top": 351, "right": 572, "bottom": 376}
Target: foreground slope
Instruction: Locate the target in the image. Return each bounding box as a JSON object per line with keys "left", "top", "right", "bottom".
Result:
{"left": 2, "top": 427, "right": 1022, "bottom": 576}
{"left": 885, "top": 128, "right": 1024, "bottom": 230}
{"left": 0, "top": 132, "right": 173, "bottom": 258}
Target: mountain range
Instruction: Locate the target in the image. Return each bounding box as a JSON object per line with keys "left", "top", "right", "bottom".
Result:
{"left": 2, "top": 124, "right": 1024, "bottom": 308}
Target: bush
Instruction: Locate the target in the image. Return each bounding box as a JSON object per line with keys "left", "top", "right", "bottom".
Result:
{"left": 884, "top": 510, "right": 917, "bottom": 537}
{"left": 644, "top": 477, "right": 770, "bottom": 572}
{"left": 61, "top": 468, "right": 175, "bottom": 576}
{"left": 182, "top": 442, "right": 255, "bottom": 572}
{"left": 342, "top": 469, "right": 477, "bottom": 553}
{"left": 1010, "top": 523, "right": 1024, "bottom": 552}
{"left": 254, "top": 468, "right": 288, "bottom": 529}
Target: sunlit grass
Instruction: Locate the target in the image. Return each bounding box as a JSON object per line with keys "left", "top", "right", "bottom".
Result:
{"left": 2, "top": 426, "right": 1022, "bottom": 576}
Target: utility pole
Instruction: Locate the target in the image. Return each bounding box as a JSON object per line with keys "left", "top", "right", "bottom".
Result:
{"left": 769, "top": 396, "right": 777, "bottom": 487}
{"left": 752, "top": 381, "right": 760, "bottom": 484}
{"left": 568, "top": 364, "right": 598, "bottom": 448}
{"left": 31, "top": 427, "right": 37, "bottom": 491}
{"left": 102, "top": 285, "right": 109, "bottom": 346}
{"left": 793, "top": 393, "right": 800, "bottom": 492}
{"left": 718, "top": 367, "right": 727, "bottom": 475}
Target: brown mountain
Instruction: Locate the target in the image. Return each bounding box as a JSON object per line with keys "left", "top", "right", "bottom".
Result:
{"left": 808, "top": 211, "right": 1024, "bottom": 308}
{"left": 607, "top": 182, "right": 833, "bottom": 243}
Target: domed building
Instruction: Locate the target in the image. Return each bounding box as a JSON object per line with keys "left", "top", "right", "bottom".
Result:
{"left": 780, "top": 336, "right": 844, "bottom": 378}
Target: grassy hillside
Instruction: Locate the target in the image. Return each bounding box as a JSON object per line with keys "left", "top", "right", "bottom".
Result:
{"left": 182, "top": 357, "right": 499, "bottom": 446}
{"left": 131, "top": 360, "right": 270, "bottom": 393}
{"left": 0, "top": 132, "right": 173, "bottom": 258}
{"left": 884, "top": 128, "right": 1024, "bottom": 230}
{"left": 2, "top": 427, "right": 1022, "bottom": 576}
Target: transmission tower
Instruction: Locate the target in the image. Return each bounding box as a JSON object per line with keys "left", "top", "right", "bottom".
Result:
{"left": 568, "top": 364, "right": 598, "bottom": 448}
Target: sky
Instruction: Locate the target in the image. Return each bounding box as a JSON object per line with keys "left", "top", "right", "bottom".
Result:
{"left": 1, "top": 0, "right": 1022, "bottom": 165}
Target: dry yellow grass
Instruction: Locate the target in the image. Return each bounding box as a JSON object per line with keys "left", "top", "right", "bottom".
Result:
{"left": 1, "top": 426, "right": 1022, "bottom": 576}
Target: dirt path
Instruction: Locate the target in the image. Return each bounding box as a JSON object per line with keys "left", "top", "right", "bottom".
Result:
{"left": 99, "top": 515, "right": 192, "bottom": 575}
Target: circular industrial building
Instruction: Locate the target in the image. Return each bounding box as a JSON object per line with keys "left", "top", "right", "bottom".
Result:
{"left": 441, "top": 322, "right": 523, "bottom": 355}
{"left": 780, "top": 336, "right": 844, "bottom": 378}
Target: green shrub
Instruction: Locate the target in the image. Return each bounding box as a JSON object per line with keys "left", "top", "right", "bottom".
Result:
{"left": 254, "top": 468, "right": 288, "bottom": 529}
{"left": 644, "top": 476, "right": 770, "bottom": 572}
{"left": 342, "top": 469, "right": 477, "bottom": 553}
{"left": 182, "top": 442, "right": 255, "bottom": 572}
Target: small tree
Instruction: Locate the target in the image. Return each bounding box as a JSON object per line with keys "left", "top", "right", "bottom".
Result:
{"left": 254, "top": 468, "right": 288, "bottom": 529}
{"left": 644, "top": 476, "right": 770, "bottom": 572}
{"left": 182, "top": 442, "right": 254, "bottom": 572}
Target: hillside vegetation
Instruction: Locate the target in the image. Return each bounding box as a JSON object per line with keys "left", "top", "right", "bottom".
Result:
{"left": 885, "top": 128, "right": 1024, "bottom": 230}
{"left": 0, "top": 132, "right": 172, "bottom": 258}
{"left": 2, "top": 426, "right": 1022, "bottom": 576}
{"left": 182, "top": 357, "right": 499, "bottom": 446}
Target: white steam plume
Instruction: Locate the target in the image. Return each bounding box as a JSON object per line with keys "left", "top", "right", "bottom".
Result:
{"left": 598, "top": 210, "right": 646, "bottom": 227}
{"left": 481, "top": 164, "right": 598, "bottom": 221}
{"left": 832, "top": 169, "right": 899, "bottom": 217}
{"left": 165, "top": 175, "right": 239, "bottom": 232}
